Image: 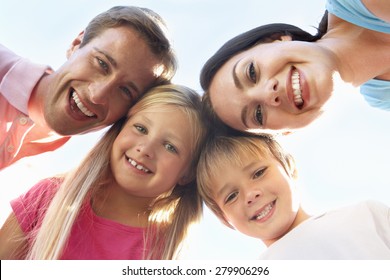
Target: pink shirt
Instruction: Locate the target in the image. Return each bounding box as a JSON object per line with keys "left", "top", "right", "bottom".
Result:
{"left": 11, "top": 178, "right": 147, "bottom": 260}
{"left": 0, "top": 44, "right": 69, "bottom": 170}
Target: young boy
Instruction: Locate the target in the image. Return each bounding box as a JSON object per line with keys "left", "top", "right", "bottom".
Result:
{"left": 197, "top": 133, "right": 390, "bottom": 259}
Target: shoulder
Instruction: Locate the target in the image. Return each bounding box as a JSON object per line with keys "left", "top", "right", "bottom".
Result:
{"left": 10, "top": 177, "right": 63, "bottom": 234}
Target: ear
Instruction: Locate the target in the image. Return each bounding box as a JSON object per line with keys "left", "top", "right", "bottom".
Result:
{"left": 66, "top": 31, "right": 84, "bottom": 59}
{"left": 178, "top": 174, "right": 192, "bottom": 186}
{"left": 279, "top": 35, "right": 293, "bottom": 42}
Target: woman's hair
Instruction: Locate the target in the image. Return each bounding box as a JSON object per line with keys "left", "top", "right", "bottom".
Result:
{"left": 199, "top": 12, "right": 328, "bottom": 129}
{"left": 197, "top": 132, "right": 296, "bottom": 228}
{"left": 27, "top": 84, "right": 208, "bottom": 260}
{"left": 80, "top": 6, "right": 177, "bottom": 84}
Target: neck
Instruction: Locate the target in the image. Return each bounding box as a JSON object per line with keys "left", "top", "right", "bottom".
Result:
{"left": 320, "top": 15, "right": 390, "bottom": 86}
{"left": 263, "top": 207, "right": 310, "bottom": 247}
{"left": 91, "top": 182, "right": 153, "bottom": 228}
{"left": 27, "top": 72, "right": 50, "bottom": 128}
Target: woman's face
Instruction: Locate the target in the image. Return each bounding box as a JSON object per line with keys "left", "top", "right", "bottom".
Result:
{"left": 209, "top": 38, "right": 337, "bottom": 132}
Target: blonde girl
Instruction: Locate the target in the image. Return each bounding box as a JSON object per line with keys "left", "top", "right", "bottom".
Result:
{"left": 0, "top": 84, "right": 208, "bottom": 260}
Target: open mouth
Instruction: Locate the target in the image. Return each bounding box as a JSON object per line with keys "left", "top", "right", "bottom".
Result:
{"left": 69, "top": 89, "right": 97, "bottom": 118}
{"left": 251, "top": 200, "right": 275, "bottom": 221}
{"left": 126, "top": 156, "right": 151, "bottom": 173}
{"left": 291, "top": 69, "right": 304, "bottom": 109}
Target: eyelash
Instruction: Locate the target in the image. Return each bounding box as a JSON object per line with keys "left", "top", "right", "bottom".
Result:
{"left": 225, "top": 191, "right": 238, "bottom": 204}
{"left": 247, "top": 62, "right": 257, "bottom": 83}
{"left": 253, "top": 167, "right": 266, "bottom": 179}
{"left": 97, "top": 57, "right": 133, "bottom": 101}
{"left": 120, "top": 86, "right": 134, "bottom": 100}
{"left": 133, "top": 124, "right": 178, "bottom": 154}
{"left": 254, "top": 105, "right": 263, "bottom": 126}
{"left": 164, "top": 143, "right": 178, "bottom": 154}
{"left": 134, "top": 124, "right": 147, "bottom": 134}
{"left": 97, "top": 57, "right": 109, "bottom": 73}
{"left": 224, "top": 168, "right": 266, "bottom": 204}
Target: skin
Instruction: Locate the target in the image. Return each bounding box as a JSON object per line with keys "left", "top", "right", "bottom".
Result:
{"left": 363, "top": 0, "right": 390, "bottom": 22}
{"left": 28, "top": 26, "right": 163, "bottom": 136}
{"left": 98, "top": 106, "right": 194, "bottom": 226}
{"left": 0, "top": 105, "right": 195, "bottom": 258}
{"left": 209, "top": 37, "right": 336, "bottom": 132}
{"left": 0, "top": 213, "right": 28, "bottom": 259}
{"left": 211, "top": 151, "right": 309, "bottom": 246}
{"left": 210, "top": 13, "right": 390, "bottom": 133}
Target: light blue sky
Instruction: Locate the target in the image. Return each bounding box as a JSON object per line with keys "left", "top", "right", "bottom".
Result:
{"left": 1, "top": 0, "right": 390, "bottom": 259}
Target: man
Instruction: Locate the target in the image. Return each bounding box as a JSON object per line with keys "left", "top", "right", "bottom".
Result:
{"left": 0, "top": 6, "right": 177, "bottom": 170}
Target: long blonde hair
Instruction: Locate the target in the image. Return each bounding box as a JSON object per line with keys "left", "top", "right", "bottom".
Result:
{"left": 27, "top": 84, "right": 208, "bottom": 259}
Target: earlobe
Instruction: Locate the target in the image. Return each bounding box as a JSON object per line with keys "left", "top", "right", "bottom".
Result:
{"left": 280, "top": 35, "right": 293, "bottom": 42}
{"left": 178, "top": 175, "right": 192, "bottom": 186}
{"left": 66, "top": 31, "right": 84, "bottom": 59}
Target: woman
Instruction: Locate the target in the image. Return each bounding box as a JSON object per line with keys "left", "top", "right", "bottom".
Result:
{"left": 200, "top": 0, "right": 390, "bottom": 133}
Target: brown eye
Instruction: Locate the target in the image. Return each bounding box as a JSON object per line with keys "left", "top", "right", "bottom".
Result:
{"left": 255, "top": 105, "right": 263, "bottom": 126}
{"left": 247, "top": 62, "right": 256, "bottom": 83}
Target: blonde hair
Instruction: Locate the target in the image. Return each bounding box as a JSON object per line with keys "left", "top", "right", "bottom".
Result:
{"left": 27, "top": 84, "right": 208, "bottom": 260}
{"left": 197, "top": 133, "right": 296, "bottom": 228}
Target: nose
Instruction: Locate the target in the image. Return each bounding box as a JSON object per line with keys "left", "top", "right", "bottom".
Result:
{"left": 246, "top": 189, "right": 262, "bottom": 205}
{"left": 263, "top": 78, "right": 281, "bottom": 107}
{"left": 88, "top": 81, "right": 111, "bottom": 105}
{"left": 136, "top": 141, "right": 155, "bottom": 159}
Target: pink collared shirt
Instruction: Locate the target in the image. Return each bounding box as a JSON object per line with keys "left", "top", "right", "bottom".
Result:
{"left": 0, "top": 44, "right": 69, "bottom": 170}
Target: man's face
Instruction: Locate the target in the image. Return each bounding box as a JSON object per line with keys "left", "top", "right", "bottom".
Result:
{"left": 43, "top": 26, "right": 163, "bottom": 135}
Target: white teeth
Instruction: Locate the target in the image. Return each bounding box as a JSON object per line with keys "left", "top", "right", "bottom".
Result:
{"left": 128, "top": 158, "right": 150, "bottom": 173}
{"left": 291, "top": 70, "right": 303, "bottom": 106}
{"left": 72, "top": 91, "right": 95, "bottom": 117}
{"left": 254, "top": 202, "right": 274, "bottom": 220}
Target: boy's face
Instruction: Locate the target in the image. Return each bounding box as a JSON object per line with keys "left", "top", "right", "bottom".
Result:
{"left": 42, "top": 26, "right": 162, "bottom": 136}
{"left": 211, "top": 151, "right": 301, "bottom": 246}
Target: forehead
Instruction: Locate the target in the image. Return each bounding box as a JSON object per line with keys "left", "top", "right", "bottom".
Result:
{"left": 209, "top": 59, "right": 246, "bottom": 131}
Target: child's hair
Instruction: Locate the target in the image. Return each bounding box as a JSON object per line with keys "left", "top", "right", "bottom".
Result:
{"left": 197, "top": 133, "right": 296, "bottom": 228}
{"left": 27, "top": 84, "right": 208, "bottom": 260}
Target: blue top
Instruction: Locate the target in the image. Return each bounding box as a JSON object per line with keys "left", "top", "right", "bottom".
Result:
{"left": 326, "top": 0, "right": 390, "bottom": 111}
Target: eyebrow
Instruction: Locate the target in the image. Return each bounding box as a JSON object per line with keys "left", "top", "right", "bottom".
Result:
{"left": 232, "top": 60, "right": 243, "bottom": 90}
{"left": 94, "top": 47, "right": 140, "bottom": 95}
{"left": 95, "top": 47, "right": 117, "bottom": 67}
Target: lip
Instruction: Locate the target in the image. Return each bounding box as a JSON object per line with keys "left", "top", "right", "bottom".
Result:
{"left": 286, "top": 67, "right": 310, "bottom": 111}
{"left": 250, "top": 200, "right": 276, "bottom": 223}
{"left": 67, "top": 88, "right": 97, "bottom": 121}
{"left": 125, "top": 155, "right": 152, "bottom": 175}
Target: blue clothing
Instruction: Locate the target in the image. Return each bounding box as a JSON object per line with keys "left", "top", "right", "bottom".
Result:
{"left": 326, "top": 0, "right": 390, "bottom": 111}
{"left": 326, "top": 0, "right": 390, "bottom": 34}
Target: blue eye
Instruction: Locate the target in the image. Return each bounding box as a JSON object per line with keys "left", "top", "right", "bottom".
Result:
{"left": 120, "top": 86, "right": 134, "bottom": 101}
{"left": 225, "top": 191, "right": 238, "bottom": 204}
{"left": 134, "top": 124, "right": 147, "bottom": 134}
{"left": 97, "top": 57, "right": 109, "bottom": 72}
{"left": 164, "top": 143, "right": 177, "bottom": 153}
{"left": 253, "top": 168, "right": 266, "bottom": 179}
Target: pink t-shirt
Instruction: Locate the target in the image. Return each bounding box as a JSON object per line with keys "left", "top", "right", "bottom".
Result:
{"left": 0, "top": 44, "right": 69, "bottom": 170}
{"left": 11, "top": 178, "right": 148, "bottom": 260}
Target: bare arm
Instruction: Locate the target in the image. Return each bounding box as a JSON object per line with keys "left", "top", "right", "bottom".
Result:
{"left": 0, "top": 213, "right": 28, "bottom": 259}
{"left": 363, "top": 0, "right": 390, "bottom": 22}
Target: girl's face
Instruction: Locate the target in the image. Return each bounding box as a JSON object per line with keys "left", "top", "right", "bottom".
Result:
{"left": 209, "top": 39, "right": 337, "bottom": 132}
{"left": 211, "top": 151, "right": 305, "bottom": 246}
{"left": 110, "top": 105, "right": 193, "bottom": 198}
